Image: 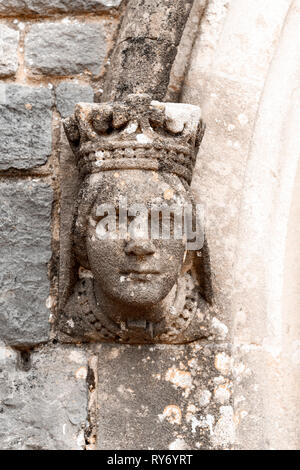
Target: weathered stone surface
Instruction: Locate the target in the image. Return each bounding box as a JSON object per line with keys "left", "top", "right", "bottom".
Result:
{"left": 183, "top": 0, "right": 231, "bottom": 103}
{"left": 0, "top": 343, "right": 88, "bottom": 450}
{"left": 183, "top": 73, "right": 260, "bottom": 332}
{"left": 0, "top": 0, "right": 122, "bottom": 15}
{"left": 0, "top": 25, "right": 19, "bottom": 78}
{"left": 212, "top": 0, "right": 290, "bottom": 85}
{"left": 0, "top": 84, "right": 52, "bottom": 170}
{"left": 166, "top": 0, "right": 207, "bottom": 102}
{"left": 103, "top": 0, "right": 194, "bottom": 101}
{"left": 96, "top": 342, "right": 233, "bottom": 450}
{"left": 59, "top": 95, "right": 208, "bottom": 345}
{"left": 182, "top": 0, "right": 299, "bottom": 451}
{"left": 25, "top": 23, "right": 107, "bottom": 77}
{"left": 56, "top": 81, "right": 94, "bottom": 118}
{"left": 0, "top": 181, "right": 53, "bottom": 347}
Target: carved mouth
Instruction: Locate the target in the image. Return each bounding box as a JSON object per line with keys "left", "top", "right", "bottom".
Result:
{"left": 121, "top": 269, "right": 160, "bottom": 274}
{"left": 120, "top": 270, "right": 160, "bottom": 282}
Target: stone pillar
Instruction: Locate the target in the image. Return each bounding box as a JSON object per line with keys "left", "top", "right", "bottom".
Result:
{"left": 102, "top": 0, "right": 195, "bottom": 101}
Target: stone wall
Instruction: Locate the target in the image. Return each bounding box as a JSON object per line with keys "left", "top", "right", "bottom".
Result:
{"left": 0, "top": 0, "right": 123, "bottom": 450}
{"left": 0, "top": 0, "right": 299, "bottom": 450}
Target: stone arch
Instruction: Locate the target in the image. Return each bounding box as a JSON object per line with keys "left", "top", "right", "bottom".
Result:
{"left": 233, "top": 0, "right": 300, "bottom": 449}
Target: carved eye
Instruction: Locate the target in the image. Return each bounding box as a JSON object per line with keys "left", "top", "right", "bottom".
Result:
{"left": 156, "top": 212, "right": 176, "bottom": 238}
{"left": 94, "top": 213, "right": 107, "bottom": 222}
{"left": 94, "top": 211, "right": 115, "bottom": 238}
{"left": 92, "top": 208, "right": 121, "bottom": 236}
{"left": 90, "top": 207, "right": 108, "bottom": 226}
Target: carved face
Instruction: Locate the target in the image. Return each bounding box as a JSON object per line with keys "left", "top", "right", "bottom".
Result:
{"left": 84, "top": 170, "right": 191, "bottom": 320}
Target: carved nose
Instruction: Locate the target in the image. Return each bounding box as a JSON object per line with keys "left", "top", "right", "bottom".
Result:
{"left": 124, "top": 239, "right": 156, "bottom": 256}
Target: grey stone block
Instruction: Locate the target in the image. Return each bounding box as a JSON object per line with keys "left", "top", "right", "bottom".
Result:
{"left": 25, "top": 23, "right": 107, "bottom": 77}
{"left": 96, "top": 343, "right": 233, "bottom": 450}
{"left": 0, "top": 343, "right": 88, "bottom": 450}
{"left": 0, "top": 0, "right": 122, "bottom": 16}
{"left": 56, "top": 81, "right": 94, "bottom": 118}
{"left": 0, "top": 84, "right": 52, "bottom": 170}
{"left": 0, "top": 25, "right": 19, "bottom": 78}
{"left": 0, "top": 180, "right": 53, "bottom": 347}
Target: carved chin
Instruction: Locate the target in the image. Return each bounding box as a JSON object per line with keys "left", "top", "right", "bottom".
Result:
{"left": 99, "top": 276, "right": 176, "bottom": 308}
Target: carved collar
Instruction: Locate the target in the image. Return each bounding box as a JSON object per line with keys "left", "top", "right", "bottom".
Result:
{"left": 59, "top": 273, "right": 207, "bottom": 344}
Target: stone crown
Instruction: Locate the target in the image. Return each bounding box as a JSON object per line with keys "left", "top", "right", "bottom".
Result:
{"left": 63, "top": 94, "right": 205, "bottom": 185}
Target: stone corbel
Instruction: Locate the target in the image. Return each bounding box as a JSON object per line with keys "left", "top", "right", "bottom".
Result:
{"left": 58, "top": 0, "right": 212, "bottom": 344}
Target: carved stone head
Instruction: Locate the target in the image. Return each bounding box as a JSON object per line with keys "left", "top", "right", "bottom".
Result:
{"left": 59, "top": 94, "right": 210, "bottom": 344}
